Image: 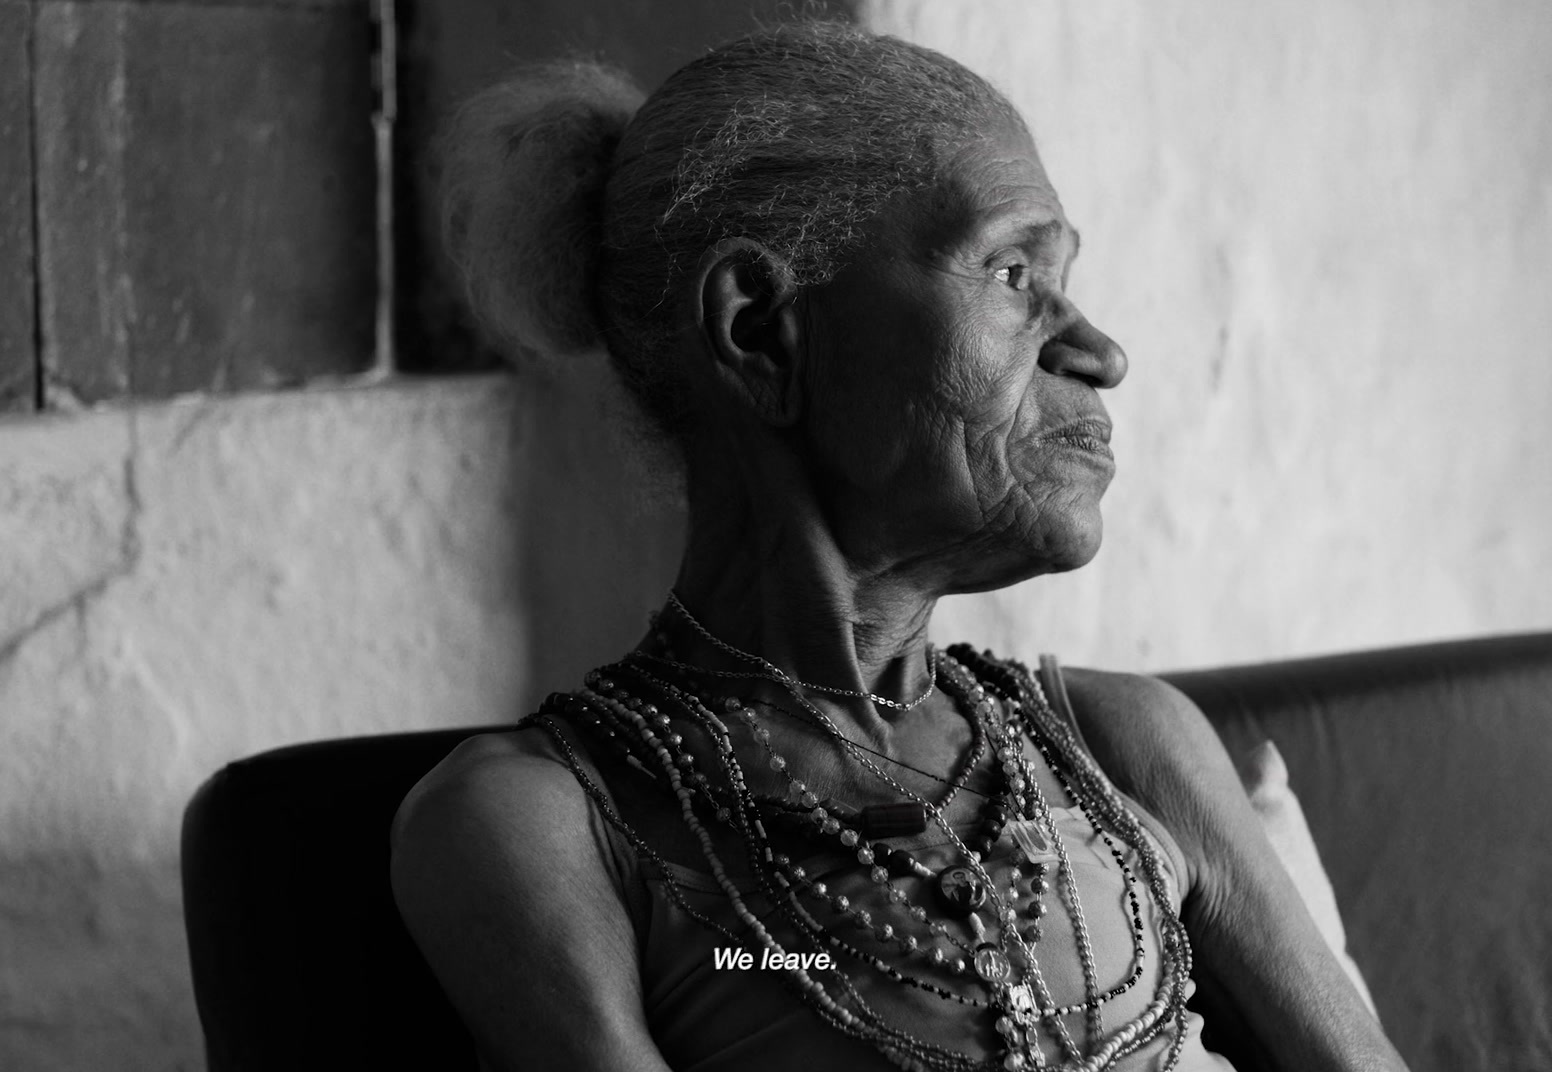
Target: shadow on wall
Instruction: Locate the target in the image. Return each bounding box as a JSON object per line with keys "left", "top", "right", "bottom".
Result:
{"left": 505, "top": 355, "right": 686, "bottom": 712}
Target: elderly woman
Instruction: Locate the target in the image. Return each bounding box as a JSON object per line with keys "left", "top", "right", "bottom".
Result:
{"left": 391, "top": 23, "right": 1406, "bottom": 1072}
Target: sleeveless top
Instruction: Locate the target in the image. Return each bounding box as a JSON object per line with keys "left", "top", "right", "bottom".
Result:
{"left": 534, "top": 657, "right": 1237, "bottom": 1072}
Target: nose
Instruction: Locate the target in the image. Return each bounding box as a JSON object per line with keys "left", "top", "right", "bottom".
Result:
{"left": 1037, "top": 299, "right": 1128, "bottom": 389}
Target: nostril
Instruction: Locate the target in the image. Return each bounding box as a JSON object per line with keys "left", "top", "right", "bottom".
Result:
{"left": 1038, "top": 312, "right": 1127, "bottom": 388}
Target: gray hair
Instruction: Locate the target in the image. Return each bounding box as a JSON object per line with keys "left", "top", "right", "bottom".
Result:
{"left": 443, "top": 22, "right": 1023, "bottom": 439}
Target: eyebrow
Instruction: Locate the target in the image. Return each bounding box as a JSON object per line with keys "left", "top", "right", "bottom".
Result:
{"left": 1010, "top": 220, "right": 1081, "bottom": 260}
{"left": 964, "top": 211, "right": 1081, "bottom": 266}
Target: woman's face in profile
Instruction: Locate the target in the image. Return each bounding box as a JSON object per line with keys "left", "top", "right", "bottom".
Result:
{"left": 803, "top": 118, "right": 1129, "bottom": 592}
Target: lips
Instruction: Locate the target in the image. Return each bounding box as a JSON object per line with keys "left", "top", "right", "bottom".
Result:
{"left": 1037, "top": 418, "right": 1114, "bottom": 459}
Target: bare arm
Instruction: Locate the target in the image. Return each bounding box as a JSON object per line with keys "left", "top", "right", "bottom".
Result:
{"left": 1061, "top": 670, "right": 1409, "bottom": 1072}
{"left": 390, "top": 732, "right": 674, "bottom": 1072}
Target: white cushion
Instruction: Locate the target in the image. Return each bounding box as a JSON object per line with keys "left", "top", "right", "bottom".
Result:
{"left": 1236, "top": 740, "right": 1378, "bottom": 1015}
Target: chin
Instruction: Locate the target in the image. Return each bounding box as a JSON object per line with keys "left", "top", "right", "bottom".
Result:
{"left": 948, "top": 511, "right": 1105, "bottom": 595}
{"left": 1048, "top": 506, "right": 1106, "bottom": 569}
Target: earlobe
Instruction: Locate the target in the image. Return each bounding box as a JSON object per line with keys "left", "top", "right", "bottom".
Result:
{"left": 693, "top": 238, "right": 805, "bottom": 427}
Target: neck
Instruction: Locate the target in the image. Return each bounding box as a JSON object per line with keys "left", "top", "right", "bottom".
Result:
{"left": 659, "top": 442, "right": 940, "bottom": 735}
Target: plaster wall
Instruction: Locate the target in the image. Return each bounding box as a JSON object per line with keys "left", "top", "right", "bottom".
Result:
{"left": 0, "top": 372, "right": 683, "bottom": 1069}
{"left": 867, "top": 0, "right": 1552, "bottom": 664}
{"left": 1, "top": 2, "right": 1549, "bottom": 1068}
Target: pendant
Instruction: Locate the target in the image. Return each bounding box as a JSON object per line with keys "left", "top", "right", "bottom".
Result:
{"left": 934, "top": 864, "right": 988, "bottom": 918}
{"left": 1007, "top": 983, "right": 1037, "bottom": 1015}
{"left": 1006, "top": 983, "right": 1044, "bottom": 1034}
{"left": 973, "top": 943, "right": 1012, "bottom": 984}
{"left": 1009, "top": 822, "right": 1050, "bottom": 860}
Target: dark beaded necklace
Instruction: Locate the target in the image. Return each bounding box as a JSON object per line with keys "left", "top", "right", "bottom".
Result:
{"left": 624, "top": 656, "right": 1040, "bottom": 992}
{"left": 628, "top": 648, "right": 999, "bottom": 804}
{"left": 597, "top": 662, "right": 993, "bottom": 1069}
{"left": 526, "top": 643, "right": 1193, "bottom": 1072}
{"left": 949, "top": 646, "right": 1195, "bottom": 1071}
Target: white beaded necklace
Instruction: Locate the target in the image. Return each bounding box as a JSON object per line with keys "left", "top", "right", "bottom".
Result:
{"left": 530, "top": 642, "right": 1193, "bottom": 1071}
{"left": 665, "top": 589, "right": 940, "bottom": 713}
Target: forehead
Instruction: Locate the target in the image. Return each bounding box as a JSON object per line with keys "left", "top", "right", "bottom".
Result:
{"left": 893, "top": 123, "right": 1072, "bottom": 257}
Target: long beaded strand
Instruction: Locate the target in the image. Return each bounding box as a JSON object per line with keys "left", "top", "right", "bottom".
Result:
{"left": 650, "top": 594, "right": 1189, "bottom": 1065}
{"left": 537, "top": 646, "right": 1194, "bottom": 1072}
{"left": 632, "top": 650, "right": 1145, "bottom": 1069}
{"left": 951, "top": 647, "right": 1193, "bottom": 1071}
{"left": 605, "top": 662, "right": 996, "bottom": 1072}
{"left": 758, "top": 654, "right": 1085, "bottom": 1066}
{"left": 611, "top": 657, "right": 1049, "bottom": 1067}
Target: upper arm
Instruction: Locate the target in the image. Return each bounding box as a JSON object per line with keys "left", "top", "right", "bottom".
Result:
{"left": 1061, "top": 670, "right": 1408, "bottom": 1072}
{"left": 390, "top": 732, "right": 673, "bottom": 1072}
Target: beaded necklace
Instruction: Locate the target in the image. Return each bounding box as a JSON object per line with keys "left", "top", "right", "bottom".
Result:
{"left": 951, "top": 646, "right": 1194, "bottom": 1071}
{"left": 624, "top": 662, "right": 1018, "bottom": 1015}
{"left": 631, "top": 648, "right": 988, "bottom": 817}
{"left": 584, "top": 663, "right": 991, "bottom": 1070}
{"left": 527, "top": 644, "right": 1193, "bottom": 1071}
{"left": 663, "top": 589, "right": 940, "bottom": 712}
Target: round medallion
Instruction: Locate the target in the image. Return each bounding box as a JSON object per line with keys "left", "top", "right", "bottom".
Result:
{"left": 935, "top": 865, "right": 988, "bottom": 918}
{"left": 973, "top": 943, "right": 1012, "bottom": 984}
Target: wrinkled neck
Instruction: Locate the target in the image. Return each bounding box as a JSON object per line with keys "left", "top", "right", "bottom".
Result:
{"left": 660, "top": 432, "right": 939, "bottom": 736}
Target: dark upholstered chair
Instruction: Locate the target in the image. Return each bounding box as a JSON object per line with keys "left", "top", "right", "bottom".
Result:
{"left": 181, "top": 632, "right": 1552, "bottom": 1071}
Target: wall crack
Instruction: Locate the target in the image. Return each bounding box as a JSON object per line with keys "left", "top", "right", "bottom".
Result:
{"left": 0, "top": 415, "right": 143, "bottom": 666}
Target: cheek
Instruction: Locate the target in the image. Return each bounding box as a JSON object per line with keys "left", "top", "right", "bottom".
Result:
{"left": 909, "top": 321, "right": 1022, "bottom": 477}
{"left": 805, "top": 285, "right": 1034, "bottom": 500}
{"left": 803, "top": 340, "right": 924, "bottom": 485}
{"left": 805, "top": 300, "right": 955, "bottom": 474}
{"left": 938, "top": 325, "right": 1036, "bottom": 483}
{"left": 932, "top": 286, "right": 1036, "bottom": 413}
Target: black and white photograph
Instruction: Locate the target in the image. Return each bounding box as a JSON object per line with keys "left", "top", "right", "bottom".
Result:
{"left": 1, "top": 2, "right": 1548, "bottom": 1070}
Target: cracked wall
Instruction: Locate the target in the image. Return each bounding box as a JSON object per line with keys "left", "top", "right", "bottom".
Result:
{"left": 0, "top": 373, "right": 686, "bottom": 1070}
{"left": 1, "top": 2, "right": 1550, "bottom": 1069}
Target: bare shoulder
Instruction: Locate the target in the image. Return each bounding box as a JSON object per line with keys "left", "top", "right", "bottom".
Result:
{"left": 1054, "top": 668, "right": 1251, "bottom": 895}
{"left": 391, "top": 727, "right": 587, "bottom": 855}
{"left": 390, "top": 726, "right": 670, "bottom": 1071}
{"left": 389, "top": 725, "right": 621, "bottom": 938}
{"left": 1056, "top": 667, "right": 1229, "bottom": 772}
{"left": 389, "top": 725, "right": 614, "bottom": 955}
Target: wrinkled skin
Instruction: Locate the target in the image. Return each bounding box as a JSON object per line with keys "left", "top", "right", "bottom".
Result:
{"left": 392, "top": 114, "right": 1409, "bottom": 1072}
{"left": 800, "top": 120, "right": 1127, "bottom": 596}
{"left": 668, "top": 116, "right": 1127, "bottom": 732}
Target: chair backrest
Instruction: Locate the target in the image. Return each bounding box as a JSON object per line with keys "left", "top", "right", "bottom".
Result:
{"left": 181, "top": 727, "right": 483, "bottom": 1070}
{"left": 1163, "top": 632, "right": 1552, "bottom": 1072}
{"left": 182, "top": 633, "right": 1552, "bottom": 1072}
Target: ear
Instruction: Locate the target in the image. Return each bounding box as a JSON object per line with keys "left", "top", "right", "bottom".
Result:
{"left": 690, "top": 237, "right": 805, "bottom": 427}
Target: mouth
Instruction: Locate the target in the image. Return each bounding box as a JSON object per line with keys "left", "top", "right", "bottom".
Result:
{"left": 1037, "top": 418, "right": 1114, "bottom": 460}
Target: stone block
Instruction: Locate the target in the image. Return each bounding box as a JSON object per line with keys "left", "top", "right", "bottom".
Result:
{"left": 0, "top": 0, "right": 35, "bottom": 412}
{"left": 34, "top": 0, "right": 377, "bottom": 405}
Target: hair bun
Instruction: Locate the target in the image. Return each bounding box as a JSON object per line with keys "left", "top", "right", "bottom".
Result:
{"left": 442, "top": 62, "right": 643, "bottom": 357}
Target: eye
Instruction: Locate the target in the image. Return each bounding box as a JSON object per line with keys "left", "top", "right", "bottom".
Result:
{"left": 993, "top": 264, "right": 1031, "bottom": 291}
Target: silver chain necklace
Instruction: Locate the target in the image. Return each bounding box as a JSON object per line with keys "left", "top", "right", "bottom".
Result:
{"left": 664, "top": 589, "right": 939, "bottom": 712}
